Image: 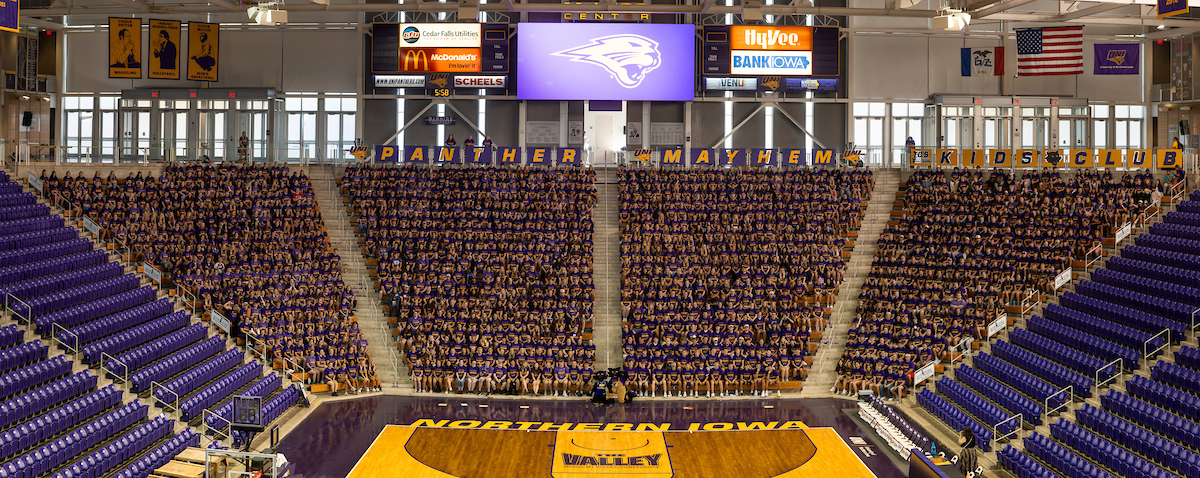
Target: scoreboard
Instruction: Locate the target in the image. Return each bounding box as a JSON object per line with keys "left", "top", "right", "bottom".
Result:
{"left": 371, "top": 23, "right": 510, "bottom": 94}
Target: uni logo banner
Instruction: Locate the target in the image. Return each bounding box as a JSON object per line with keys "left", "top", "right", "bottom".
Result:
{"left": 1097, "top": 149, "right": 1123, "bottom": 168}
{"left": 529, "top": 147, "right": 551, "bottom": 165}
{"left": 1040, "top": 149, "right": 1063, "bottom": 168}
{"left": 406, "top": 146, "right": 429, "bottom": 163}
{"left": 466, "top": 146, "right": 491, "bottom": 164}
{"left": 632, "top": 149, "right": 653, "bottom": 164}
{"left": 752, "top": 148, "right": 775, "bottom": 166}
{"left": 1127, "top": 149, "right": 1150, "bottom": 168}
{"left": 660, "top": 148, "right": 684, "bottom": 165}
{"left": 436, "top": 147, "right": 459, "bottom": 164}
{"left": 1157, "top": 149, "right": 1183, "bottom": 169}
{"left": 690, "top": 148, "right": 713, "bottom": 165}
{"left": 962, "top": 149, "right": 986, "bottom": 167}
{"left": 375, "top": 146, "right": 400, "bottom": 163}
{"left": 936, "top": 150, "right": 959, "bottom": 168}
{"left": 497, "top": 147, "right": 522, "bottom": 164}
{"left": 720, "top": 149, "right": 749, "bottom": 166}
{"left": 813, "top": 149, "right": 836, "bottom": 166}
{"left": 989, "top": 150, "right": 1011, "bottom": 167}
{"left": 552, "top": 431, "right": 672, "bottom": 478}
{"left": 1016, "top": 149, "right": 1038, "bottom": 167}
{"left": 1069, "top": 150, "right": 1093, "bottom": 168}
{"left": 909, "top": 149, "right": 932, "bottom": 167}
{"left": 558, "top": 148, "right": 582, "bottom": 165}
{"left": 780, "top": 149, "right": 806, "bottom": 166}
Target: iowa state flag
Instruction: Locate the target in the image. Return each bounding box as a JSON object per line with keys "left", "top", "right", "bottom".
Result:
{"left": 961, "top": 47, "right": 1005, "bottom": 76}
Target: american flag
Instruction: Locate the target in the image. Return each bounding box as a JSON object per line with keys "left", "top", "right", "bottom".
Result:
{"left": 1016, "top": 26, "right": 1084, "bottom": 76}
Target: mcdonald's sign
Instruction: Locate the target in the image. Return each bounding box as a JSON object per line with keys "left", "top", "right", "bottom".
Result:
{"left": 401, "top": 48, "right": 482, "bottom": 72}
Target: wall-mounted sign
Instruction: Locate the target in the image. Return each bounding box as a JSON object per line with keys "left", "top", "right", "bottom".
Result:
{"left": 453, "top": 75, "right": 507, "bottom": 88}
{"left": 425, "top": 116, "right": 456, "bottom": 125}
{"left": 400, "top": 23, "right": 481, "bottom": 48}
{"left": 374, "top": 75, "right": 426, "bottom": 88}
{"left": 704, "top": 77, "right": 758, "bottom": 91}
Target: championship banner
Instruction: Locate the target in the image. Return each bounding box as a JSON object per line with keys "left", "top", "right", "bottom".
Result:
{"left": 962, "top": 149, "right": 986, "bottom": 167}
{"left": 1040, "top": 149, "right": 1063, "bottom": 168}
{"left": 690, "top": 148, "right": 714, "bottom": 165}
{"left": 909, "top": 149, "right": 932, "bottom": 167}
{"left": 528, "top": 147, "right": 552, "bottom": 165}
{"left": 1159, "top": 0, "right": 1188, "bottom": 17}
{"left": 148, "top": 20, "right": 181, "bottom": 80}
{"left": 660, "top": 148, "right": 684, "bottom": 165}
{"left": 990, "top": 150, "right": 1011, "bottom": 167}
{"left": 1069, "top": 150, "right": 1093, "bottom": 168}
{"left": 1157, "top": 149, "right": 1183, "bottom": 169}
{"left": 1097, "top": 149, "right": 1123, "bottom": 168}
{"left": 466, "top": 146, "right": 491, "bottom": 164}
{"left": 1127, "top": 149, "right": 1150, "bottom": 168}
{"left": 1016, "top": 149, "right": 1038, "bottom": 167}
{"left": 375, "top": 145, "right": 401, "bottom": 162}
{"left": 1094, "top": 44, "right": 1139, "bottom": 75}
{"left": 780, "top": 149, "right": 806, "bottom": 166}
{"left": 406, "top": 146, "right": 430, "bottom": 163}
{"left": 750, "top": 148, "right": 775, "bottom": 166}
{"left": 109, "top": 18, "right": 143, "bottom": 79}
{"left": 435, "top": 146, "right": 460, "bottom": 163}
{"left": 0, "top": 0, "right": 15, "bottom": 33}
{"left": 812, "top": 149, "right": 836, "bottom": 166}
{"left": 936, "top": 149, "right": 959, "bottom": 167}
{"left": 186, "top": 22, "right": 219, "bottom": 82}
{"left": 557, "top": 147, "right": 582, "bottom": 165}
{"left": 497, "top": 147, "right": 521, "bottom": 164}
{"left": 719, "top": 149, "right": 749, "bottom": 166}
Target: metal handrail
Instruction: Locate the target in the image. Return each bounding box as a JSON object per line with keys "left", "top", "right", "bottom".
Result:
{"left": 1095, "top": 358, "right": 1123, "bottom": 391}
{"left": 51, "top": 323, "right": 79, "bottom": 358}
{"left": 6, "top": 293, "right": 31, "bottom": 329}
{"left": 1085, "top": 243, "right": 1104, "bottom": 269}
{"left": 202, "top": 408, "right": 232, "bottom": 441}
{"left": 244, "top": 331, "right": 267, "bottom": 364}
{"left": 100, "top": 352, "right": 130, "bottom": 385}
{"left": 1192, "top": 308, "right": 1199, "bottom": 333}
{"left": 1045, "top": 385, "right": 1072, "bottom": 421}
{"left": 1144, "top": 328, "right": 1170, "bottom": 360}
{"left": 1020, "top": 289, "right": 1041, "bottom": 317}
{"left": 150, "top": 380, "right": 181, "bottom": 415}
{"left": 1168, "top": 178, "right": 1187, "bottom": 203}
{"left": 993, "top": 413, "right": 1022, "bottom": 450}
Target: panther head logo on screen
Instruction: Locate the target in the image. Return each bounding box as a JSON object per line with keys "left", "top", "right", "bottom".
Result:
{"left": 553, "top": 34, "right": 662, "bottom": 89}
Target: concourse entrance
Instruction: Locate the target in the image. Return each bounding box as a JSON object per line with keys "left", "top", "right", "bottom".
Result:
{"left": 118, "top": 89, "right": 278, "bottom": 162}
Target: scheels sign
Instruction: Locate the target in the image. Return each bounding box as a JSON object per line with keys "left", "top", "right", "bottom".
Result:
{"left": 373, "top": 74, "right": 507, "bottom": 89}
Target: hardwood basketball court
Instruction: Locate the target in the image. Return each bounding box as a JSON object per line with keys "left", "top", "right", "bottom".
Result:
{"left": 347, "top": 425, "right": 877, "bottom": 478}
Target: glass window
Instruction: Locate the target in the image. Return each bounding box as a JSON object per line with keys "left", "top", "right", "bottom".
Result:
{"left": 1115, "top": 105, "right": 1130, "bottom": 118}
{"left": 1094, "top": 120, "right": 1107, "bottom": 149}
{"left": 1093, "top": 105, "right": 1109, "bottom": 117}
{"left": 1116, "top": 120, "right": 1128, "bottom": 147}
{"left": 983, "top": 107, "right": 997, "bottom": 116}
{"left": 1129, "top": 106, "right": 1144, "bottom": 119}
{"left": 1060, "top": 107, "right": 1072, "bottom": 116}
{"left": 853, "top": 103, "right": 868, "bottom": 116}
{"left": 1022, "top": 107, "right": 1035, "bottom": 116}
{"left": 869, "top": 102, "right": 885, "bottom": 116}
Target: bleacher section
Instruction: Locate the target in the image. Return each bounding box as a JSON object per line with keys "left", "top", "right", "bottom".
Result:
{"left": 0, "top": 169, "right": 302, "bottom": 477}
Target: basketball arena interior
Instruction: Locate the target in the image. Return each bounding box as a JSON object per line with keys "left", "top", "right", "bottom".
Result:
{"left": 0, "top": 0, "right": 1196, "bottom": 476}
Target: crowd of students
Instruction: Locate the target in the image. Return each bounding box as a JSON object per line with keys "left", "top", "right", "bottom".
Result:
{"left": 342, "top": 164, "right": 598, "bottom": 396}
{"left": 43, "top": 165, "right": 381, "bottom": 395}
{"left": 833, "top": 168, "right": 1173, "bottom": 400}
{"left": 620, "top": 168, "right": 874, "bottom": 397}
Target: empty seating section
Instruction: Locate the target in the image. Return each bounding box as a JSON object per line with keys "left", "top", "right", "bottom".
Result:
{"left": 1059, "top": 292, "right": 1185, "bottom": 342}
{"left": 916, "top": 388, "right": 993, "bottom": 451}
{"left": 1177, "top": 346, "right": 1200, "bottom": 370}
{"left": 0, "top": 173, "right": 303, "bottom": 465}
{"left": 999, "top": 445, "right": 1065, "bottom": 478}
{"left": 934, "top": 378, "right": 1018, "bottom": 436}
{"left": 53, "top": 165, "right": 376, "bottom": 392}
{"left": 1050, "top": 419, "right": 1176, "bottom": 478}
{"left": 79, "top": 311, "right": 190, "bottom": 365}
{"left": 344, "top": 164, "right": 595, "bottom": 394}
{"left": 204, "top": 373, "right": 282, "bottom": 433}
{"left": 0, "top": 193, "right": 35, "bottom": 207}
{"left": 991, "top": 341, "right": 1092, "bottom": 397}
{"left": 1009, "top": 329, "right": 1116, "bottom": 384}
{"left": 1074, "top": 404, "right": 1200, "bottom": 477}
{"left": 0, "top": 250, "right": 107, "bottom": 288}
{"left": 1025, "top": 316, "right": 1136, "bottom": 372}
{"left": 1043, "top": 304, "right": 1160, "bottom": 353}
{"left": 1150, "top": 361, "right": 1200, "bottom": 394}
{"left": 973, "top": 352, "right": 1068, "bottom": 410}
{"left": 1075, "top": 280, "right": 1195, "bottom": 329}
{"left": 1021, "top": 432, "right": 1116, "bottom": 478}
{"left": 1125, "top": 374, "right": 1200, "bottom": 422}
{"left": 154, "top": 349, "right": 247, "bottom": 404}
{"left": 620, "top": 168, "right": 870, "bottom": 396}
{"left": 1102, "top": 390, "right": 1200, "bottom": 451}
{"left": 954, "top": 365, "right": 1043, "bottom": 425}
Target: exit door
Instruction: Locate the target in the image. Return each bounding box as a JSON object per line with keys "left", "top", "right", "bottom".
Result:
{"left": 584, "top": 101, "right": 626, "bottom": 166}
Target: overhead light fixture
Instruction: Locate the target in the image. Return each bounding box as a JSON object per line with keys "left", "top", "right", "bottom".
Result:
{"left": 458, "top": 0, "right": 479, "bottom": 20}
{"left": 898, "top": 0, "right": 921, "bottom": 7}
{"left": 932, "top": 8, "right": 971, "bottom": 30}
{"left": 248, "top": 2, "right": 288, "bottom": 26}
{"left": 1157, "top": 24, "right": 1166, "bottom": 30}
{"left": 742, "top": 0, "right": 764, "bottom": 22}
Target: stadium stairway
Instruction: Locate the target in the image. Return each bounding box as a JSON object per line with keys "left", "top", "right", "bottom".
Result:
{"left": 592, "top": 167, "right": 622, "bottom": 371}
{"left": 800, "top": 168, "right": 900, "bottom": 397}
{"left": 309, "top": 166, "right": 408, "bottom": 391}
